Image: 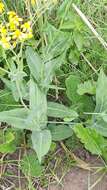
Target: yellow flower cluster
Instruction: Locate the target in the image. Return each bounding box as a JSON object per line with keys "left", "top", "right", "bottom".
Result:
{"left": 0, "top": 2, "right": 33, "bottom": 49}
{"left": 0, "top": 1, "right": 4, "bottom": 13}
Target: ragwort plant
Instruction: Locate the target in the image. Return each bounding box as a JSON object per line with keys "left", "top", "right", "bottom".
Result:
{"left": 0, "top": 1, "right": 78, "bottom": 163}
{"left": 1, "top": 0, "right": 107, "bottom": 165}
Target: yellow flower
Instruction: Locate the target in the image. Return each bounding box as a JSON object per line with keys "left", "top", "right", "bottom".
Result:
{"left": 9, "top": 16, "right": 23, "bottom": 25}
{"left": 8, "top": 11, "right": 23, "bottom": 30}
{"left": 21, "top": 21, "right": 32, "bottom": 32}
{"left": 0, "top": 36, "right": 11, "bottom": 49}
{"left": 8, "top": 15, "right": 23, "bottom": 31}
{"left": 7, "top": 11, "right": 16, "bottom": 18}
{"left": 0, "top": 2, "right": 4, "bottom": 14}
{"left": 12, "top": 29, "right": 22, "bottom": 39}
{"left": 0, "top": 10, "right": 33, "bottom": 48}
{"left": 0, "top": 25, "right": 7, "bottom": 36}
{"left": 8, "top": 22, "right": 17, "bottom": 30}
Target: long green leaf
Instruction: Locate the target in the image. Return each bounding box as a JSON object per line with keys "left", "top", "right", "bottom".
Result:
{"left": 42, "top": 57, "right": 62, "bottom": 88}
{"left": 29, "top": 79, "right": 47, "bottom": 129}
{"left": 0, "top": 108, "right": 35, "bottom": 130}
{"left": 26, "top": 47, "right": 43, "bottom": 82}
{"left": 95, "top": 69, "right": 107, "bottom": 113}
{"left": 31, "top": 130, "right": 52, "bottom": 163}
{"left": 92, "top": 70, "right": 107, "bottom": 136}
{"left": 47, "top": 102, "right": 78, "bottom": 120}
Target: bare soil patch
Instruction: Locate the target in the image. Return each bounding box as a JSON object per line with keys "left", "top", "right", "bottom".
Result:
{"left": 49, "top": 157, "right": 107, "bottom": 190}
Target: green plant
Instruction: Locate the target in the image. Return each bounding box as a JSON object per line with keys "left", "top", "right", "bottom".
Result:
{"left": 0, "top": 45, "right": 78, "bottom": 163}
{"left": 0, "top": 1, "right": 81, "bottom": 164}
{"left": 73, "top": 70, "right": 107, "bottom": 162}
{"left": 21, "top": 153, "right": 43, "bottom": 177}
{"left": 0, "top": 129, "right": 16, "bottom": 153}
{"left": 1, "top": 1, "right": 107, "bottom": 189}
{"left": 1, "top": 0, "right": 107, "bottom": 169}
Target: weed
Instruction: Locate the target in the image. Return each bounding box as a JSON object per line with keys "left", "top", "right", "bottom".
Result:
{"left": 0, "top": 0, "right": 107, "bottom": 189}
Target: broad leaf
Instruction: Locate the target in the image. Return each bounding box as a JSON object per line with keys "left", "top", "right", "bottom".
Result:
{"left": 29, "top": 79, "right": 47, "bottom": 129}
{"left": 95, "top": 70, "right": 107, "bottom": 113}
{"left": 47, "top": 102, "right": 78, "bottom": 120}
{"left": 92, "top": 70, "right": 107, "bottom": 136}
{"left": 74, "top": 124, "right": 107, "bottom": 156}
{"left": 43, "top": 22, "right": 71, "bottom": 58}
{"left": 26, "top": 47, "right": 43, "bottom": 82}
{"left": 42, "top": 57, "right": 62, "bottom": 88}
{"left": 92, "top": 118, "right": 107, "bottom": 137}
{"left": 0, "top": 108, "right": 36, "bottom": 130}
{"left": 31, "top": 130, "right": 52, "bottom": 163}
{"left": 66, "top": 75, "right": 81, "bottom": 103}
{"left": 48, "top": 124, "right": 73, "bottom": 141}
{"left": 65, "top": 75, "right": 95, "bottom": 114}
{"left": 30, "top": 79, "right": 47, "bottom": 111}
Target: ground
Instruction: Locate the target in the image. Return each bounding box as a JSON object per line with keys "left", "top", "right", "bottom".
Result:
{"left": 1, "top": 146, "right": 107, "bottom": 190}
{"left": 48, "top": 157, "right": 107, "bottom": 190}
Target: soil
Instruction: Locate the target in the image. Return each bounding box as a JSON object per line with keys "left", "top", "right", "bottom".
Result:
{"left": 1, "top": 149, "right": 107, "bottom": 190}
{"left": 49, "top": 168, "right": 107, "bottom": 190}
{"left": 48, "top": 157, "right": 107, "bottom": 190}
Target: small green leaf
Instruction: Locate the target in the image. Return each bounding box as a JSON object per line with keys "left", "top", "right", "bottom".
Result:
{"left": 48, "top": 124, "right": 73, "bottom": 141}
{"left": 21, "top": 154, "right": 43, "bottom": 177}
{"left": 73, "top": 31, "right": 84, "bottom": 51}
{"left": 0, "top": 89, "right": 19, "bottom": 111}
{"left": 69, "top": 50, "right": 79, "bottom": 65}
{"left": 31, "top": 130, "right": 52, "bottom": 163}
{"left": 5, "top": 131, "right": 15, "bottom": 143}
{"left": 74, "top": 124, "right": 106, "bottom": 155}
{"left": 50, "top": 142, "right": 57, "bottom": 152}
{"left": 77, "top": 80, "right": 96, "bottom": 95}
{"left": 65, "top": 75, "right": 95, "bottom": 114}
{"left": 47, "top": 102, "right": 78, "bottom": 120}
{"left": 65, "top": 75, "right": 81, "bottom": 103}
{"left": 0, "top": 130, "right": 16, "bottom": 153}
